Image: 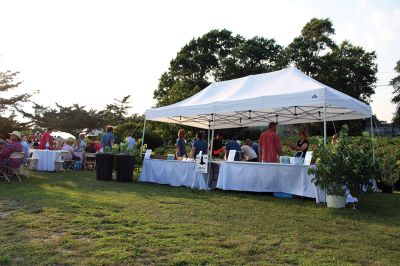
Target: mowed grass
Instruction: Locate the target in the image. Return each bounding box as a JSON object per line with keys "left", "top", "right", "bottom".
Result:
{"left": 0, "top": 171, "right": 399, "bottom": 265}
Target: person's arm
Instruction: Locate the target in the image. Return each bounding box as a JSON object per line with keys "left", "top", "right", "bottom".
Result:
{"left": 258, "top": 137, "right": 262, "bottom": 161}
{"left": 190, "top": 146, "right": 196, "bottom": 159}
{"left": 176, "top": 141, "right": 181, "bottom": 157}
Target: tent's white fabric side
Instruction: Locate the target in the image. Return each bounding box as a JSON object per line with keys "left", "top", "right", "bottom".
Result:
{"left": 145, "top": 67, "right": 372, "bottom": 129}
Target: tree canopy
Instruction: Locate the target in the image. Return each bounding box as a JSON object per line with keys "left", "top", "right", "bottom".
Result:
{"left": 155, "top": 18, "right": 378, "bottom": 110}
{"left": 0, "top": 71, "right": 33, "bottom": 133}
{"left": 390, "top": 60, "right": 400, "bottom": 126}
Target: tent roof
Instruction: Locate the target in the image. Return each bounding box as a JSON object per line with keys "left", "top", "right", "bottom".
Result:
{"left": 145, "top": 67, "right": 372, "bottom": 129}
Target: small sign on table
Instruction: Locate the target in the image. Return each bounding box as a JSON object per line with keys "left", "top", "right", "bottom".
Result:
{"left": 144, "top": 149, "right": 152, "bottom": 159}
{"left": 196, "top": 153, "right": 208, "bottom": 173}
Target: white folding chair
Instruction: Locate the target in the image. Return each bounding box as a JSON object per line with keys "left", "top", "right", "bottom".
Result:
{"left": 1, "top": 152, "right": 25, "bottom": 182}
{"left": 55, "top": 151, "right": 69, "bottom": 172}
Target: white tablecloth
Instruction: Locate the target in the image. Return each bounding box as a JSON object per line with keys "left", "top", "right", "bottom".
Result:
{"left": 216, "top": 161, "right": 325, "bottom": 203}
{"left": 31, "top": 150, "right": 62, "bottom": 171}
{"left": 139, "top": 159, "right": 209, "bottom": 190}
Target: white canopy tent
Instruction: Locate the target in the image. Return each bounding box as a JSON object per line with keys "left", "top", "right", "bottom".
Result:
{"left": 143, "top": 66, "right": 373, "bottom": 150}
{"left": 51, "top": 131, "right": 76, "bottom": 140}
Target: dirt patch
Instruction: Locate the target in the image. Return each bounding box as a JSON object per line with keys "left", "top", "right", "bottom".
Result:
{"left": 0, "top": 199, "right": 23, "bottom": 219}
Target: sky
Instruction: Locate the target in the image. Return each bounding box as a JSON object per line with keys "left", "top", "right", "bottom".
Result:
{"left": 0, "top": 0, "right": 399, "bottom": 122}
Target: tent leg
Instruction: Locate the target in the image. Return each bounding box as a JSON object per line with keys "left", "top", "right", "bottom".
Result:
{"left": 370, "top": 116, "right": 375, "bottom": 164}
{"left": 140, "top": 118, "right": 147, "bottom": 152}
{"left": 323, "top": 96, "right": 327, "bottom": 147}
{"left": 207, "top": 114, "right": 216, "bottom": 189}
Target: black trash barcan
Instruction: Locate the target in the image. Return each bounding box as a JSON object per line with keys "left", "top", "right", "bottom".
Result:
{"left": 115, "top": 154, "right": 134, "bottom": 182}
{"left": 96, "top": 153, "right": 115, "bottom": 181}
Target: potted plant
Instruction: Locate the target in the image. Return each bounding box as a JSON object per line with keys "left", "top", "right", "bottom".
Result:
{"left": 309, "top": 129, "right": 377, "bottom": 208}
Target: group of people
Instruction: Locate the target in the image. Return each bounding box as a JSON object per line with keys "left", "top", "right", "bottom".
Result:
{"left": 0, "top": 125, "right": 123, "bottom": 170}
{"left": 175, "top": 122, "right": 309, "bottom": 163}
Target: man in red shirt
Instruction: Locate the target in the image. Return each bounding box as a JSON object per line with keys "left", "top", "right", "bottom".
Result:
{"left": 259, "top": 122, "right": 283, "bottom": 163}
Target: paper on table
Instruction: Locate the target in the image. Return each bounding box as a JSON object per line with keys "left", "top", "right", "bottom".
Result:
{"left": 144, "top": 149, "right": 152, "bottom": 159}
{"left": 227, "top": 150, "right": 236, "bottom": 161}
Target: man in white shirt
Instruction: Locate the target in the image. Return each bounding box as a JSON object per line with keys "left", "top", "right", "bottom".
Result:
{"left": 241, "top": 139, "right": 258, "bottom": 162}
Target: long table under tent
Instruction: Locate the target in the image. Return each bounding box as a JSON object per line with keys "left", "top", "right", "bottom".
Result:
{"left": 139, "top": 159, "right": 209, "bottom": 190}
{"left": 216, "top": 161, "right": 325, "bottom": 203}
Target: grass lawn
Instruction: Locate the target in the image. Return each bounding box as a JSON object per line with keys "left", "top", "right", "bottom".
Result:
{"left": 0, "top": 171, "right": 399, "bottom": 265}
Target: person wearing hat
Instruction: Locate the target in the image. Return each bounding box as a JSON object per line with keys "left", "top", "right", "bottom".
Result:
{"left": 259, "top": 122, "right": 283, "bottom": 163}
{"left": 14, "top": 131, "right": 30, "bottom": 163}
{"left": 0, "top": 131, "right": 23, "bottom": 168}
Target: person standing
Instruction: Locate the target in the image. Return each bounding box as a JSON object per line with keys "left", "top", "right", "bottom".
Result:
{"left": 287, "top": 129, "right": 309, "bottom": 158}
{"left": 241, "top": 139, "right": 258, "bottom": 162}
{"left": 211, "top": 132, "right": 224, "bottom": 157}
{"left": 101, "top": 126, "right": 115, "bottom": 150}
{"left": 175, "top": 129, "right": 186, "bottom": 158}
{"left": 224, "top": 137, "right": 241, "bottom": 161}
{"left": 38, "top": 127, "right": 54, "bottom": 150}
{"left": 190, "top": 131, "right": 207, "bottom": 159}
{"left": 126, "top": 134, "right": 136, "bottom": 149}
{"left": 259, "top": 122, "right": 283, "bottom": 163}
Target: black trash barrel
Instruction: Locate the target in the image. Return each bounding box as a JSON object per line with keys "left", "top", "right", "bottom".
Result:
{"left": 115, "top": 154, "right": 134, "bottom": 182}
{"left": 96, "top": 153, "right": 115, "bottom": 181}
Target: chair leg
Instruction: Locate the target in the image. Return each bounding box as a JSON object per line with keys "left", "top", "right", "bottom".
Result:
{"left": 0, "top": 168, "right": 11, "bottom": 182}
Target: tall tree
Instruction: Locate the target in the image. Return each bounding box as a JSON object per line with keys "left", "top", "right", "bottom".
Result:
{"left": 286, "top": 18, "right": 377, "bottom": 103}
{"left": 154, "top": 29, "right": 287, "bottom": 107}
{"left": 0, "top": 71, "right": 33, "bottom": 133}
{"left": 97, "top": 95, "right": 132, "bottom": 126}
{"left": 390, "top": 60, "right": 400, "bottom": 126}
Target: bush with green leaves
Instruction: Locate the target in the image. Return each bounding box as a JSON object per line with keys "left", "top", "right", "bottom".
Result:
{"left": 309, "top": 129, "right": 378, "bottom": 196}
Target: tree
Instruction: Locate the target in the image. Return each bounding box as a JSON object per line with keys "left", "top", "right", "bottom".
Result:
{"left": 0, "top": 71, "right": 33, "bottom": 133}
{"left": 390, "top": 60, "right": 400, "bottom": 126}
{"left": 154, "top": 29, "right": 286, "bottom": 107}
{"left": 97, "top": 95, "right": 132, "bottom": 126}
{"left": 286, "top": 18, "right": 377, "bottom": 103}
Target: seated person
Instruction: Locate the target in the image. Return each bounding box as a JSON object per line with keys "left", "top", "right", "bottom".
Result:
{"left": 0, "top": 131, "right": 23, "bottom": 168}
{"left": 85, "top": 140, "right": 97, "bottom": 153}
{"left": 224, "top": 138, "right": 242, "bottom": 161}
{"left": 62, "top": 139, "right": 81, "bottom": 161}
{"left": 241, "top": 139, "right": 258, "bottom": 162}
{"left": 190, "top": 131, "right": 207, "bottom": 159}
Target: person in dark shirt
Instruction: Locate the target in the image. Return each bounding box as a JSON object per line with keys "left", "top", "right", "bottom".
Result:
{"left": 211, "top": 132, "right": 224, "bottom": 157}
{"left": 287, "top": 129, "right": 309, "bottom": 158}
{"left": 175, "top": 129, "right": 187, "bottom": 158}
{"left": 190, "top": 131, "right": 207, "bottom": 158}
{"left": 224, "top": 137, "right": 242, "bottom": 161}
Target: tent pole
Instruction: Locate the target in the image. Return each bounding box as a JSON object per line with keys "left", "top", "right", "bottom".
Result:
{"left": 207, "top": 113, "right": 216, "bottom": 189}
{"left": 140, "top": 117, "right": 147, "bottom": 152}
{"left": 370, "top": 116, "right": 375, "bottom": 164}
{"left": 323, "top": 91, "right": 327, "bottom": 147}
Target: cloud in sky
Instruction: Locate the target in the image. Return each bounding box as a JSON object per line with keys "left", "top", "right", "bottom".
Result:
{"left": 0, "top": 0, "right": 399, "bottom": 122}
